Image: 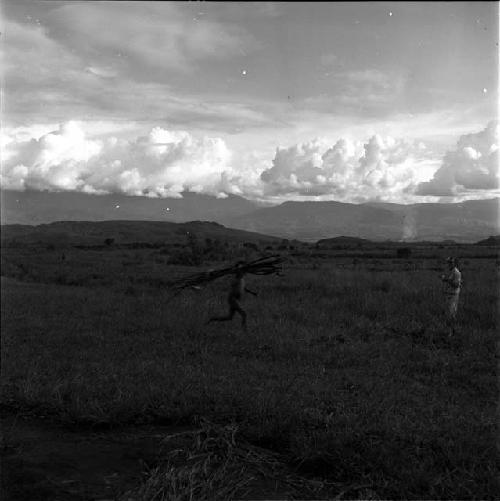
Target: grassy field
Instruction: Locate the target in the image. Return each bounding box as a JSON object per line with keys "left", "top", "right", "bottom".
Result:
{"left": 1, "top": 242, "right": 498, "bottom": 499}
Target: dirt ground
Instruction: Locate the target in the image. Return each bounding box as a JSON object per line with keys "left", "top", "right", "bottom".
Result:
{"left": 1, "top": 411, "right": 314, "bottom": 501}
{"left": 2, "top": 410, "right": 357, "bottom": 501}
{"left": 1, "top": 410, "right": 192, "bottom": 501}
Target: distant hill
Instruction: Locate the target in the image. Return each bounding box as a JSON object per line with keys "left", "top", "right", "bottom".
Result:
{"left": 317, "top": 236, "right": 373, "bottom": 247}
{"left": 0, "top": 189, "right": 259, "bottom": 225}
{"left": 227, "top": 201, "right": 403, "bottom": 241}
{"left": 1, "top": 189, "right": 498, "bottom": 243}
{"left": 227, "top": 198, "right": 499, "bottom": 243}
{"left": 0, "top": 220, "right": 281, "bottom": 247}
{"left": 474, "top": 235, "right": 500, "bottom": 246}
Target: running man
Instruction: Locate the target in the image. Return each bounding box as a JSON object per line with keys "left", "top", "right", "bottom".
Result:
{"left": 207, "top": 262, "right": 257, "bottom": 331}
{"left": 441, "top": 257, "right": 462, "bottom": 335}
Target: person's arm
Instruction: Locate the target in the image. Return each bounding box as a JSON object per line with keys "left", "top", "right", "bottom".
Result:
{"left": 441, "top": 270, "right": 459, "bottom": 288}
{"left": 441, "top": 272, "right": 452, "bottom": 284}
{"left": 245, "top": 286, "right": 258, "bottom": 296}
{"left": 449, "top": 270, "right": 461, "bottom": 289}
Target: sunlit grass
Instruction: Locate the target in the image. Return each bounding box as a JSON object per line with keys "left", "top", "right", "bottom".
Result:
{"left": 1, "top": 254, "right": 498, "bottom": 499}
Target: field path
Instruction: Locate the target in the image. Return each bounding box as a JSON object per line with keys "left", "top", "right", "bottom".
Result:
{"left": 1, "top": 410, "right": 192, "bottom": 501}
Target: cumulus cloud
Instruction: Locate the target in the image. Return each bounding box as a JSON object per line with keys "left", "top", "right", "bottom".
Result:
{"left": 3, "top": 121, "right": 497, "bottom": 204}
{"left": 259, "top": 135, "right": 437, "bottom": 202}
{"left": 1, "top": 122, "right": 239, "bottom": 198}
{"left": 416, "top": 121, "right": 499, "bottom": 196}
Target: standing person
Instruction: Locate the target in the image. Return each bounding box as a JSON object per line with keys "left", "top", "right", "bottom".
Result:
{"left": 441, "top": 257, "right": 462, "bottom": 335}
{"left": 207, "top": 262, "right": 257, "bottom": 331}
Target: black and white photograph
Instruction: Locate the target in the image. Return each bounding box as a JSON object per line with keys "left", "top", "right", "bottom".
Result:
{"left": 1, "top": 1, "right": 498, "bottom": 499}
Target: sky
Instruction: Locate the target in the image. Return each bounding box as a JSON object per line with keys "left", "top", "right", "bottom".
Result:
{"left": 1, "top": 1, "right": 498, "bottom": 204}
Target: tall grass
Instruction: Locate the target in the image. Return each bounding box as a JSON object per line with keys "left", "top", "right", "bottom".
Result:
{"left": 1, "top": 257, "right": 498, "bottom": 499}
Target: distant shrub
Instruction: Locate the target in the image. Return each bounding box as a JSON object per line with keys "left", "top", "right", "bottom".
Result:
{"left": 125, "top": 242, "right": 156, "bottom": 249}
{"left": 243, "top": 242, "right": 259, "bottom": 252}
{"left": 186, "top": 233, "right": 204, "bottom": 265}
{"left": 278, "top": 239, "right": 289, "bottom": 251}
{"left": 54, "top": 274, "right": 67, "bottom": 285}
{"left": 124, "top": 285, "right": 137, "bottom": 296}
{"left": 397, "top": 247, "right": 412, "bottom": 258}
{"left": 168, "top": 248, "right": 202, "bottom": 266}
{"left": 373, "top": 279, "right": 391, "bottom": 293}
{"left": 65, "top": 277, "right": 85, "bottom": 286}
{"left": 104, "top": 238, "right": 115, "bottom": 246}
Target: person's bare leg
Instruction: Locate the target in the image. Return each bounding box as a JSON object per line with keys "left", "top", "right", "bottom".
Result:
{"left": 207, "top": 303, "right": 236, "bottom": 324}
{"left": 446, "top": 318, "right": 455, "bottom": 337}
{"left": 448, "top": 315, "right": 457, "bottom": 337}
{"left": 239, "top": 310, "right": 247, "bottom": 332}
{"left": 207, "top": 314, "right": 231, "bottom": 324}
{"left": 447, "top": 296, "right": 459, "bottom": 337}
{"left": 233, "top": 302, "right": 247, "bottom": 332}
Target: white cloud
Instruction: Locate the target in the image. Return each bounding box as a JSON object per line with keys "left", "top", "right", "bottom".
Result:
{"left": 416, "top": 121, "right": 499, "bottom": 196}
{"left": 310, "top": 69, "right": 407, "bottom": 115}
{"left": 85, "top": 66, "right": 118, "bottom": 79}
{"left": 2, "top": 121, "right": 497, "bottom": 205}
{"left": 1, "top": 122, "right": 238, "bottom": 198}
{"left": 320, "top": 53, "right": 338, "bottom": 66}
{"left": 259, "top": 135, "right": 437, "bottom": 202}
{"left": 254, "top": 2, "right": 283, "bottom": 18}
{"left": 2, "top": 17, "right": 266, "bottom": 130}
{"left": 45, "top": 2, "right": 256, "bottom": 74}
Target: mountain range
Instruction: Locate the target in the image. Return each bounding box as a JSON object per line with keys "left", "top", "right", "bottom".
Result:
{"left": 0, "top": 190, "right": 259, "bottom": 225}
{"left": 226, "top": 198, "right": 499, "bottom": 242}
{"left": 1, "top": 190, "right": 498, "bottom": 243}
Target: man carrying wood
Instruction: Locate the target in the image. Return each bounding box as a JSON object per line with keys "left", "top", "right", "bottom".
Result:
{"left": 206, "top": 262, "right": 258, "bottom": 331}
{"left": 167, "top": 255, "right": 283, "bottom": 329}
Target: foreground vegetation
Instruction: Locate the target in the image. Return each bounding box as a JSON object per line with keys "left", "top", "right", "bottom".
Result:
{"left": 1, "top": 240, "right": 498, "bottom": 499}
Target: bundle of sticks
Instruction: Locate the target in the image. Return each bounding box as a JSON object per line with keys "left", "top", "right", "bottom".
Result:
{"left": 167, "top": 255, "right": 285, "bottom": 294}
